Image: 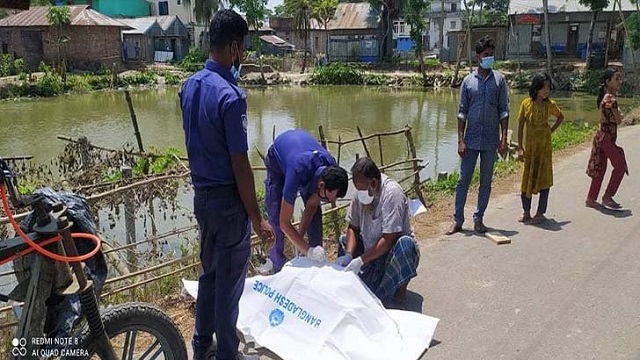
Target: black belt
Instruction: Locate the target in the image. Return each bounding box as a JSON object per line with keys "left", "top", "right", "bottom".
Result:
{"left": 194, "top": 184, "right": 238, "bottom": 197}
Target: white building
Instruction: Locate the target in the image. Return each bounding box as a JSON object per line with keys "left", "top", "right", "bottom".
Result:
{"left": 428, "top": 0, "right": 463, "bottom": 55}
{"left": 146, "top": 0, "right": 207, "bottom": 48}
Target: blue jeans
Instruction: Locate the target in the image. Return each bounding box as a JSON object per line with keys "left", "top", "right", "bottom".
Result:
{"left": 454, "top": 148, "right": 497, "bottom": 225}
{"left": 264, "top": 148, "right": 323, "bottom": 273}
{"left": 192, "top": 186, "right": 251, "bottom": 360}
{"left": 521, "top": 189, "right": 550, "bottom": 215}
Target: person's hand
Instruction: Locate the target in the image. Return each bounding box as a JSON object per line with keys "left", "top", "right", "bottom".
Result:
{"left": 457, "top": 141, "right": 467, "bottom": 158}
{"left": 516, "top": 146, "right": 525, "bottom": 162}
{"left": 335, "top": 253, "right": 352, "bottom": 267}
{"left": 498, "top": 140, "right": 508, "bottom": 158}
{"left": 254, "top": 219, "right": 274, "bottom": 246}
{"left": 306, "top": 246, "right": 327, "bottom": 262}
{"left": 344, "top": 257, "right": 364, "bottom": 274}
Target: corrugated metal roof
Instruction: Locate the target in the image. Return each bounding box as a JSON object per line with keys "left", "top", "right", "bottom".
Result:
{"left": 328, "top": 2, "right": 379, "bottom": 30}
{"left": 260, "top": 34, "right": 294, "bottom": 48}
{"left": 510, "top": 0, "right": 637, "bottom": 14}
{"left": 155, "top": 15, "right": 179, "bottom": 31}
{"left": 120, "top": 17, "right": 159, "bottom": 35}
{"left": 0, "top": 5, "right": 131, "bottom": 28}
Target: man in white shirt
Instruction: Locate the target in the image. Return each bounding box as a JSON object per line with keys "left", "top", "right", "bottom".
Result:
{"left": 337, "top": 157, "right": 420, "bottom": 306}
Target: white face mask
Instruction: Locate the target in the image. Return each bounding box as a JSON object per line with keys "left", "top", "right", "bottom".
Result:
{"left": 356, "top": 189, "right": 374, "bottom": 205}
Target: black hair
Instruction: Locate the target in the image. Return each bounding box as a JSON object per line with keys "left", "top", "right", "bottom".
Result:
{"left": 320, "top": 165, "right": 348, "bottom": 198}
{"left": 209, "top": 9, "right": 248, "bottom": 52}
{"left": 529, "top": 73, "right": 552, "bottom": 100}
{"left": 597, "top": 67, "right": 620, "bottom": 109}
{"left": 475, "top": 35, "right": 495, "bottom": 55}
{"left": 350, "top": 157, "right": 382, "bottom": 181}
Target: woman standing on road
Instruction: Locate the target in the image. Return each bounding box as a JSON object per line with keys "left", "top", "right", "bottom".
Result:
{"left": 586, "top": 67, "right": 628, "bottom": 209}
{"left": 516, "top": 73, "right": 564, "bottom": 224}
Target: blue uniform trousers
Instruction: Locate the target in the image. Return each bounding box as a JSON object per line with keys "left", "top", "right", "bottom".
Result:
{"left": 192, "top": 186, "right": 251, "bottom": 360}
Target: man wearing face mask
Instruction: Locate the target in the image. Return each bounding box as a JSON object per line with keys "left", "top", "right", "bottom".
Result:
{"left": 265, "top": 129, "right": 349, "bottom": 273}
{"left": 447, "top": 35, "right": 510, "bottom": 235}
{"left": 336, "top": 157, "right": 420, "bottom": 306}
{"left": 180, "top": 10, "right": 273, "bottom": 360}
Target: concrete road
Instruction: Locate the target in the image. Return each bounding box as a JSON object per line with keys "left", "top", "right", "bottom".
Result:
{"left": 417, "top": 125, "right": 640, "bottom": 360}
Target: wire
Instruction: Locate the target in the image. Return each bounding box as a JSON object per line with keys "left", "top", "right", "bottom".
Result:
{"left": 0, "top": 186, "right": 102, "bottom": 266}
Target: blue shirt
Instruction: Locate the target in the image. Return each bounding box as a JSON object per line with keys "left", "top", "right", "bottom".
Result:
{"left": 457, "top": 70, "right": 509, "bottom": 151}
{"left": 180, "top": 60, "right": 249, "bottom": 188}
{"left": 270, "top": 129, "right": 337, "bottom": 204}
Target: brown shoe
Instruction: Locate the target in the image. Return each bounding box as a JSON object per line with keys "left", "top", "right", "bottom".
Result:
{"left": 446, "top": 221, "right": 462, "bottom": 235}
{"left": 518, "top": 213, "right": 532, "bottom": 223}
{"left": 585, "top": 199, "right": 602, "bottom": 208}
{"left": 530, "top": 214, "right": 547, "bottom": 224}
{"left": 474, "top": 221, "right": 488, "bottom": 233}
{"left": 602, "top": 196, "right": 622, "bottom": 209}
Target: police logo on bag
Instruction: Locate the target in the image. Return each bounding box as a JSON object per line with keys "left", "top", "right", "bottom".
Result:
{"left": 269, "top": 309, "right": 284, "bottom": 327}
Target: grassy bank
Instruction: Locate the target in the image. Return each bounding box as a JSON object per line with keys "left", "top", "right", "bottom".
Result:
{"left": 0, "top": 64, "right": 182, "bottom": 100}
{"left": 421, "top": 121, "right": 597, "bottom": 204}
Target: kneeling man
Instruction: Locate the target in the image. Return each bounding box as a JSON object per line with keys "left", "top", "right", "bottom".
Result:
{"left": 337, "top": 157, "right": 420, "bottom": 305}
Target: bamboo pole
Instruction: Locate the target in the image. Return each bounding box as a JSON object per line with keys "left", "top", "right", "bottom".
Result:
{"left": 356, "top": 126, "right": 371, "bottom": 158}
{"left": 377, "top": 135, "right": 384, "bottom": 167}
{"left": 318, "top": 125, "right": 328, "bottom": 149}
{"left": 3, "top": 156, "right": 33, "bottom": 161}
{"left": 404, "top": 127, "right": 426, "bottom": 205}
{"left": 327, "top": 127, "right": 409, "bottom": 145}
{"left": 336, "top": 135, "right": 342, "bottom": 165}
{"left": 318, "top": 126, "right": 341, "bottom": 242}
{"left": 101, "top": 262, "right": 200, "bottom": 298}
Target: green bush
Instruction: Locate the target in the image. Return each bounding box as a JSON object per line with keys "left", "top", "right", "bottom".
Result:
{"left": 180, "top": 47, "right": 206, "bottom": 72}
{"left": 66, "top": 74, "right": 92, "bottom": 93}
{"left": 119, "top": 71, "right": 156, "bottom": 87}
{"left": 34, "top": 72, "right": 64, "bottom": 96}
{"left": 0, "top": 54, "right": 26, "bottom": 77}
{"left": 310, "top": 63, "right": 389, "bottom": 85}
{"left": 574, "top": 70, "right": 603, "bottom": 94}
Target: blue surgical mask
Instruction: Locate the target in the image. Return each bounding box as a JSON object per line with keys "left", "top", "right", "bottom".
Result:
{"left": 231, "top": 64, "right": 242, "bottom": 81}
{"left": 480, "top": 56, "right": 495, "bottom": 70}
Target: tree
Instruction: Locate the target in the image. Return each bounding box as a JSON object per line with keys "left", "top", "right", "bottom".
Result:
{"left": 403, "top": 0, "right": 428, "bottom": 73}
{"left": 273, "top": 4, "right": 287, "bottom": 16}
{"left": 183, "top": 0, "right": 220, "bottom": 51}
{"left": 284, "top": 0, "right": 315, "bottom": 72}
{"left": 313, "top": 0, "right": 338, "bottom": 60}
{"left": 579, "top": 0, "right": 609, "bottom": 69}
{"left": 542, "top": 0, "right": 553, "bottom": 78}
{"left": 230, "top": 0, "right": 269, "bottom": 81}
{"left": 368, "top": 0, "right": 406, "bottom": 61}
{"left": 471, "top": 0, "right": 508, "bottom": 26}
{"left": 47, "top": 6, "right": 71, "bottom": 79}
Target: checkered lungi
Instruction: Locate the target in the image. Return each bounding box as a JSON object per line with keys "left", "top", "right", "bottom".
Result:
{"left": 339, "top": 234, "right": 420, "bottom": 301}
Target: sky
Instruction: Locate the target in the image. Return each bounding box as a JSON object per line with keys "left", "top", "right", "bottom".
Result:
{"left": 267, "top": 0, "right": 283, "bottom": 11}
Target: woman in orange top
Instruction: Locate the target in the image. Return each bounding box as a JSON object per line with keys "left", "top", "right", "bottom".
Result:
{"left": 516, "top": 73, "right": 564, "bottom": 224}
{"left": 586, "top": 67, "right": 628, "bottom": 209}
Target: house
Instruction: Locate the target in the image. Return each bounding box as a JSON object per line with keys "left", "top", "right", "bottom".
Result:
{"left": 120, "top": 16, "right": 190, "bottom": 62}
{"left": 428, "top": 0, "right": 464, "bottom": 60}
{"left": 147, "top": 0, "right": 205, "bottom": 49}
{"left": 0, "top": 5, "right": 130, "bottom": 69}
{"left": 53, "top": 0, "right": 151, "bottom": 18}
{"left": 119, "top": 17, "right": 163, "bottom": 62}
{"left": 327, "top": 2, "right": 380, "bottom": 62}
{"left": 269, "top": 17, "right": 327, "bottom": 57}
{"left": 507, "top": 0, "right": 635, "bottom": 60}
{"left": 259, "top": 34, "right": 295, "bottom": 55}
{"left": 154, "top": 15, "right": 190, "bottom": 61}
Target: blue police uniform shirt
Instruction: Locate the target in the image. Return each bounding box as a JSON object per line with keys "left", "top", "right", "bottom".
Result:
{"left": 270, "top": 129, "right": 337, "bottom": 204}
{"left": 457, "top": 69, "right": 509, "bottom": 151}
{"left": 180, "top": 59, "right": 249, "bottom": 188}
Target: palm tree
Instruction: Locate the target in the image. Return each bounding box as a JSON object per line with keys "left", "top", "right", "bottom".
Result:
{"left": 285, "top": 0, "right": 314, "bottom": 73}
{"left": 183, "top": 0, "right": 220, "bottom": 52}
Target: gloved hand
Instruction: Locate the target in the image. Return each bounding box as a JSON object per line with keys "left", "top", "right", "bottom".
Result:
{"left": 306, "top": 246, "right": 327, "bottom": 262}
{"left": 335, "top": 253, "right": 353, "bottom": 267}
{"left": 344, "top": 257, "right": 364, "bottom": 274}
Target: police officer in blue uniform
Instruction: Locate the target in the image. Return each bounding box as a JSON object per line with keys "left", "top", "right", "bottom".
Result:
{"left": 265, "top": 129, "right": 348, "bottom": 272}
{"left": 180, "top": 10, "right": 273, "bottom": 360}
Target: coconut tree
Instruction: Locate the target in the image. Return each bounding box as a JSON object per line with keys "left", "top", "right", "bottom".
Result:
{"left": 284, "top": 0, "right": 315, "bottom": 73}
